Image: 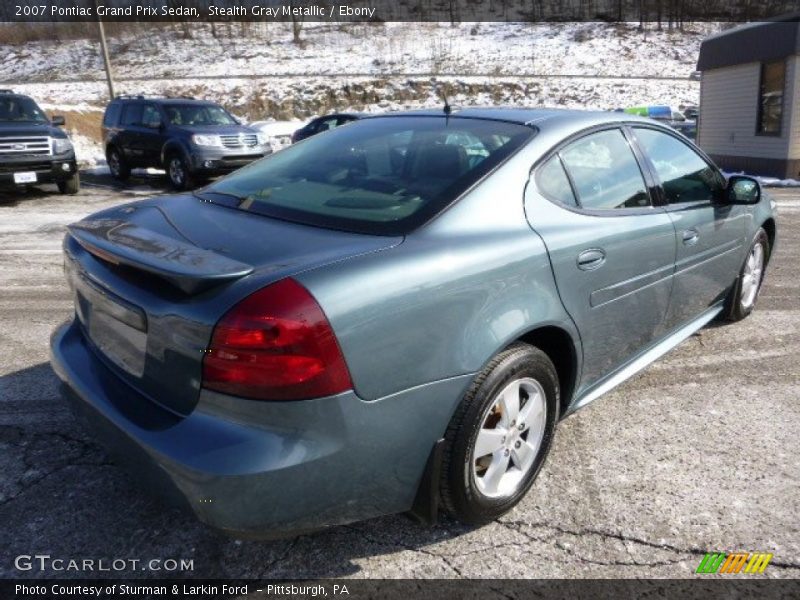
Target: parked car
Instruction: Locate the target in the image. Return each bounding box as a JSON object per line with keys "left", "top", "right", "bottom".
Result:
{"left": 624, "top": 105, "right": 696, "bottom": 139}
{"left": 682, "top": 105, "right": 699, "bottom": 121}
{"left": 102, "top": 96, "right": 270, "bottom": 190}
{"left": 291, "top": 112, "right": 364, "bottom": 143}
{"left": 249, "top": 120, "right": 300, "bottom": 152}
{"left": 0, "top": 89, "right": 79, "bottom": 194}
{"left": 51, "top": 108, "right": 775, "bottom": 537}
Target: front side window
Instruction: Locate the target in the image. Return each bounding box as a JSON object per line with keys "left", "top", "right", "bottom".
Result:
{"left": 142, "top": 105, "right": 162, "bottom": 128}
{"left": 318, "top": 117, "right": 339, "bottom": 132}
{"left": 559, "top": 129, "right": 650, "bottom": 210}
{"left": 758, "top": 60, "right": 785, "bottom": 135}
{"left": 199, "top": 116, "right": 535, "bottom": 235}
{"left": 0, "top": 96, "right": 48, "bottom": 123}
{"left": 634, "top": 128, "right": 724, "bottom": 204}
{"left": 164, "top": 104, "right": 236, "bottom": 126}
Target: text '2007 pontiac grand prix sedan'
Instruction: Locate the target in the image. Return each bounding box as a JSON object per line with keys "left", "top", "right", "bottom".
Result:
{"left": 50, "top": 108, "right": 776, "bottom": 537}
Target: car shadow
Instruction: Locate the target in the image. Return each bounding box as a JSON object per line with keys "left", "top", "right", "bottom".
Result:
{"left": 81, "top": 165, "right": 172, "bottom": 194}
{"left": 0, "top": 362, "right": 475, "bottom": 579}
{"left": 0, "top": 184, "right": 59, "bottom": 206}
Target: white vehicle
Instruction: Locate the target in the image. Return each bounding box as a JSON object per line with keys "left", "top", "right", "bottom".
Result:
{"left": 249, "top": 120, "right": 303, "bottom": 152}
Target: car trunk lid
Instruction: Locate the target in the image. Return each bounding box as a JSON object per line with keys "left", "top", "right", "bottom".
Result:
{"left": 65, "top": 193, "right": 401, "bottom": 415}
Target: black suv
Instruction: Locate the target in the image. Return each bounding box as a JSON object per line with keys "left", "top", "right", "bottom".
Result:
{"left": 102, "top": 96, "right": 270, "bottom": 190}
{"left": 0, "top": 90, "right": 79, "bottom": 194}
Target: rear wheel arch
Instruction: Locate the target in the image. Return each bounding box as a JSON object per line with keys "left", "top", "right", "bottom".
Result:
{"left": 762, "top": 218, "right": 776, "bottom": 261}
{"left": 514, "top": 325, "right": 579, "bottom": 417}
{"left": 161, "top": 141, "right": 188, "bottom": 168}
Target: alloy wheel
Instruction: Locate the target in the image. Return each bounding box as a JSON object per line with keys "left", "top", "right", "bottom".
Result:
{"left": 471, "top": 377, "right": 547, "bottom": 498}
{"left": 169, "top": 157, "right": 185, "bottom": 187}
{"left": 740, "top": 241, "right": 765, "bottom": 310}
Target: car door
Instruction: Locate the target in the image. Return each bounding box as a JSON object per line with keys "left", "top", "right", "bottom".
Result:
{"left": 526, "top": 127, "right": 676, "bottom": 390}
{"left": 138, "top": 103, "right": 166, "bottom": 167}
{"left": 630, "top": 126, "right": 747, "bottom": 330}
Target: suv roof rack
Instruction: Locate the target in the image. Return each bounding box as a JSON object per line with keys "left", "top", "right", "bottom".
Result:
{"left": 114, "top": 94, "right": 198, "bottom": 101}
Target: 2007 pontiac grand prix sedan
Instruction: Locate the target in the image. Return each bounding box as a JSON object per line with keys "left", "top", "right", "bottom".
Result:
{"left": 50, "top": 108, "right": 776, "bottom": 537}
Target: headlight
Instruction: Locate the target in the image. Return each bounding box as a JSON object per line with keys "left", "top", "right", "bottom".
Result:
{"left": 191, "top": 134, "right": 223, "bottom": 147}
{"left": 52, "top": 137, "right": 73, "bottom": 154}
{"left": 256, "top": 132, "right": 268, "bottom": 146}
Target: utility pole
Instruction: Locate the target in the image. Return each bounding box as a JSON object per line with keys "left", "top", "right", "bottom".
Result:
{"left": 95, "top": 0, "right": 115, "bottom": 99}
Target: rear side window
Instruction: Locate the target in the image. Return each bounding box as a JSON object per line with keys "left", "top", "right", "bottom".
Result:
{"left": 103, "top": 103, "right": 121, "bottom": 127}
{"left": 317, "top": 117, "right": 339, "bottom": 132}
{"left": 121, "top": 104, "right": 143, "bottom": 127}
{"left": 560, "top": 129, "right": 650, "bottom": 210}
{"left": 634, "top": 128, "right": 724, "bottom": 204}
{"left": 199, "top": 116, "right": 535, "bottom": 235}
{"left": 536, "top": 156, "right": 577, "bottom": 206}
{"left": 142, "top": 105, "right": 161, "bottom": 128}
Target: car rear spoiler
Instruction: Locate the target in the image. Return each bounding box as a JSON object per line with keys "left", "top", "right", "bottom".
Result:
{"left": 67, "top": 219, "right": 253, "bottom": 294}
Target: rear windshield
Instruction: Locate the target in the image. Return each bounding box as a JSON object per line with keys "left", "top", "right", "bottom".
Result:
{"left": 164, "top": 104, "right": 236, "bottom": 126}
{"left": 198, "top": 116, "right": 535, "bottom": 235}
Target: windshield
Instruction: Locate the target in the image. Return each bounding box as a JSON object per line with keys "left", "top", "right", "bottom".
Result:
{"left": 199, "top": 116, "right": 535, "bottom": 235}
{"left": 164, "top": 104, "right": 237, "bottom": 126}
{"left": 0, "top": 96, "right": 49, "bottom": 123}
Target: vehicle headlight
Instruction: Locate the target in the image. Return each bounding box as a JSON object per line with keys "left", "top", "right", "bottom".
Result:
{"left": 191, "top": 134, "right": 223, "bottom": 147}
{"left": 52, "top": 137, "right": 73, "bottom": 154}
{"left": 256, "top": 133, "right": 268, "bottom": 146}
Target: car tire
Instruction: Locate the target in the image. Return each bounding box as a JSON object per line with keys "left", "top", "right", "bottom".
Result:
{"left": 57, "top": 172, "right": 80, "bottom": 195}
{"left": 107, "top": 147, "right": 130, "bottom": 181}
{"left": 724, "top": 228, "right": 770, "bottom": 322}
{"left": 167, "top": 153, "right": 195, "bottom": 191}
{"left": 440, "top": 343, "right": 559, "bottom": 525}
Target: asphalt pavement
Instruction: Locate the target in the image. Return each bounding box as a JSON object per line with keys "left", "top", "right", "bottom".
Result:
{"left": 0, "top": 179, "right": 798, "bottom": 580}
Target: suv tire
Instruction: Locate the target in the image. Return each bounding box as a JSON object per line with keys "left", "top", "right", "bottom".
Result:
{"left": 57, "top": 172, "right": 80, "bottom": 195}
{"left": 167, "top": 153, "right": 195, "bottom": 190}
{"left": 107, "top": 147, "right": 130, "bottom": 181}
{"left": 440, "top": 343, "right": 559, "bottom": 524}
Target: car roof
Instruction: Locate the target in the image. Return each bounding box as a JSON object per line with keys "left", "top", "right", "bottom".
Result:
{"left": 112, "top": 97, "right": 221, "bottom": 106}
{"left": 363, "top": 107, "right": 655, "bottom": 131}
{"left": 313, "top": 112, "right": 366, "bottom": 120}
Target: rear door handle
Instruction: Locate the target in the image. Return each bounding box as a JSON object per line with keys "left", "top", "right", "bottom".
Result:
{"left": 577, "top": 248, "right": 606, "bottom": 271}
{"left": 682, "top": 228, "right": 699, "bottom": 245}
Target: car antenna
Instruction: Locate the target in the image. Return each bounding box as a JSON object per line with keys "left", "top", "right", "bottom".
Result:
{"left": 438, "top": 87, "right": 452, "bottom": 119}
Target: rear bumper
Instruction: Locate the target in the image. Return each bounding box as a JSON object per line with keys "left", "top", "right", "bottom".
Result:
{"left": 0, "top": 156, "right": 77, "bottom": 187}
{"left": 50, "top": 319, "right": 470, "bottom": 537}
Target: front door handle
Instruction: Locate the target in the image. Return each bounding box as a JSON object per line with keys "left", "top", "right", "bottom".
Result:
{"left": 577, "top": 248, "right": 606, "bottom": 271}
{"left": 682, "top": 228, "right": 700, "bottom": 246}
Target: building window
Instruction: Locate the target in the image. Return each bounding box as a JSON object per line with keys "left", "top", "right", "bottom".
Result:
{"left": 757, "top": 60, "right": 786, "bottom": 135}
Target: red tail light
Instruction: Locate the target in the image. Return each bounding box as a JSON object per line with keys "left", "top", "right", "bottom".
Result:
{"left": 202, "top": 278, "right": 352, "bottom": 400}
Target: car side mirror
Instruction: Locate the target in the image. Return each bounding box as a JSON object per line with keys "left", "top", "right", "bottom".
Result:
{"left": 51, "top": 115, "right": 65, "bottom": 126}
{"left": 725, "top": 175, "right": 761, "bottom": 205}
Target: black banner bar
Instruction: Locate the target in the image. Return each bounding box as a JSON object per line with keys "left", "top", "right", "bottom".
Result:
{"left": 2, "top": 0, "right": 800, "bottom": 23}
{"left": 4, "top": 579, "right": 800, "bottom": 600}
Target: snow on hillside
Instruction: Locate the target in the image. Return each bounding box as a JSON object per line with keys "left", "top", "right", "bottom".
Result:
{"left": 0, "top": 22, "right": 717, "bottom": 81}
{"left": 0, "top": 22, "right": 716, "bottom": 164}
